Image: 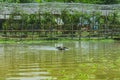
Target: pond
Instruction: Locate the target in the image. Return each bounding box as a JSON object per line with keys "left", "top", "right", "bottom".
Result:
{"left": 0, "top": 40, "right": 120, "bottom": 80}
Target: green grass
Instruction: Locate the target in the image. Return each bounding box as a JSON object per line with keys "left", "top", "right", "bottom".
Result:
{"left": 0, "top": 38, "right": 114, "bottom": 44}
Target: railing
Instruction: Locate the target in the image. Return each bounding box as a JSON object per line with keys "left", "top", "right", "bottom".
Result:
{"left": 0, "top": 28, "right": 119, "bottom": 40}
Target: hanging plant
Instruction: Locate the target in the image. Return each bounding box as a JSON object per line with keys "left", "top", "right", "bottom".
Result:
{"left": 71, "top": 11, "right": 82, "bottom": 31}
{"left": 61, "top": 9, "right": 71, "bottom": 24}
{"left": 82, "top": 12, "right": 91, "bottom": 29}
{"left": 20, "top": 14, "right": 28, "bottom": 30}
{"left": 43, "top": 12, "right": 55, "bottom": 29}
{"left": 93, "top": 11, "right": 101, "bottom": 30}
{"left": 3, "top": 21, "right": 8, "bottom": 30}
{"left": 108, "top": 11, "right": 119, "bottom": 24}
{"left": 61, "top": 9, "right": 72, "bottom": 31}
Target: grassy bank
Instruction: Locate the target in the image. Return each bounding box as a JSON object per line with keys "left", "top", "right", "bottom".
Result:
{"left": 0, "top": 38, "right": 115, "bottom": 44}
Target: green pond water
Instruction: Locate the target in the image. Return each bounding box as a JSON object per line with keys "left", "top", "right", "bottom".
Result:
{"left": 0, "top": 41, "right": 120, "bottom": 80}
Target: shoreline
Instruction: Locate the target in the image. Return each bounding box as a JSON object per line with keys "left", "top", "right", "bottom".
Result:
{"left": 0, "top": 38, "right": 115, "bottom": 44}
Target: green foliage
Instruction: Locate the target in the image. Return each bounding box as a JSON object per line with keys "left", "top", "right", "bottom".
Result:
{"left": 100, "top": 0, "right": 119, "bottom": 4}
{"left": 35, "top": 0, "right": 41, "bottom": 2}
{"left": 1, "top": 0, "right": 120, "bottom": 4}
{"left": 61, "top": 10, "right": 72, "bottom": 31}
{"left": 61, "top": 10, "right": 72, "bottom": 24}
{"left": 72, "top": 11, "right": 82, "bottom": 24}
{"left": 3, "top": 21, "right": 8, "bottom": 30}
{"left": 108, "top": 11, "right": 120, "bottom": 24}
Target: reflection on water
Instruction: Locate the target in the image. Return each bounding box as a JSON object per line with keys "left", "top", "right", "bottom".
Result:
{"left": 29, "top": 45, "right": 58, "bottom": 50}
{"left": 0, "top": 41, "right": 120, "bottom": 80}
{"left": 6, "top": 63, "right": 56, "bottom": 80}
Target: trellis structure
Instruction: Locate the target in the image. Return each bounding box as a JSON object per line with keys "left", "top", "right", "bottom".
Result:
{"left": 0, "top": 2, "right": 120, "bottom": 40}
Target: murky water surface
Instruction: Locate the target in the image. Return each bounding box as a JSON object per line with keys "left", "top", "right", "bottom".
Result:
{"left": 0, "top": 41, "right": 120, "bottom": 80}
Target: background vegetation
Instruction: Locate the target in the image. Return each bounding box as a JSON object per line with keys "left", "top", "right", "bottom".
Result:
{"left": 0, "top": 0, "right": 120, "bottom": 4}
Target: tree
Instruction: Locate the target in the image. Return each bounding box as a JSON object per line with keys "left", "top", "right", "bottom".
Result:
{"left": 1, "top": 0, "right": 20, "bottom": 3}
{"left": 100, "top": 0, "right": 119, "bottom": 4}
{"left": 1, "top": 0, "right": 120, "bottom": 3}
{"left": 19, "top": 0, "right": 33, "bottom": 3}
{"left": 34, "top": 0, "right": 41, "bottom": 2}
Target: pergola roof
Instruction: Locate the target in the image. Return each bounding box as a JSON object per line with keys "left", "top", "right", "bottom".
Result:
{"left": 0, "top": 2, "right": 120, "bottom": 15}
